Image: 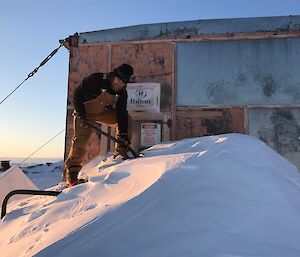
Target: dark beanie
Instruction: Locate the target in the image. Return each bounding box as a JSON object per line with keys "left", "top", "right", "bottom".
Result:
{"left": 113, "top": 64, "right": 134, "bottom": 83}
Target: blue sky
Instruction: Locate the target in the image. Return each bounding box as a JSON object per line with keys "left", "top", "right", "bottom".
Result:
{"left": 0, "top": 0, "right": 300, "bottom": 159}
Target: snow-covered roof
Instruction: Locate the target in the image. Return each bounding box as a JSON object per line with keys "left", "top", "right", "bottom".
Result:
{"left": 1, "top": 134, "right": 300, "bottom": 256}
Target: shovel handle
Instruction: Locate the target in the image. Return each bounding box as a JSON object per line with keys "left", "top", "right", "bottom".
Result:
{"left": 84, "top": 121, "right": 138, "bottom": 158}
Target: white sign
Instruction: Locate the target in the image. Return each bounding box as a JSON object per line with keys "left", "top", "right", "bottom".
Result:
{"left": 141, "top": 123, "right": 161, "bottom": 147}
{"left": 127, "top": 83, "right": 160, "bottom": 112}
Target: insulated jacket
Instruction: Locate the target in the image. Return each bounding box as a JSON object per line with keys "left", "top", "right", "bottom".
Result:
{"left": 73, "top": 73, "right": 128, "bottom": 134}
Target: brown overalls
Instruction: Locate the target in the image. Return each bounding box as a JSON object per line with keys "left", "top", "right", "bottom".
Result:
{"left": 65, "top": 89, "right": 132, "bottom": 170}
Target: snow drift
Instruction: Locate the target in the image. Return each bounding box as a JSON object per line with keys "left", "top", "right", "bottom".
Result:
{"left": 1, "top": 133, "right": 300, "bottom": 257}
{"left": 0, "top": 166, "right": 39, "bottom": 211}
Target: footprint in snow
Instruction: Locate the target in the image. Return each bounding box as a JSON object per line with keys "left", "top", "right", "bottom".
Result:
{"left": 27, "top": 209, "right": 47, "bottom": 222}
{"left": 44, "top": 223, "right": 50, "bottom": 232}
{"left": 104, "top": 171, "right": 130, "bottom": 184}
{"left": 18, "top": 201, "right": 29, "bottom": 207}
{"left": 89, "top": 174, "right": 106, "bottom": 183}
{"left": 83, "top": 203, "right": 97, "bottom": 212}
{"left": 9, "top": 225, "right": 43, "bottom": 244}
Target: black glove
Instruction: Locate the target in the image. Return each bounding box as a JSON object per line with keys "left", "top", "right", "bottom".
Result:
{"left": 118, "top": 133, "right": 130, "bottom": 149}
{"left": 115, "top": 134, "right": 130, "bottom": 159}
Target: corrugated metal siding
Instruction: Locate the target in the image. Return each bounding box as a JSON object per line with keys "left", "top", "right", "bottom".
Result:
{"left": 176, "top": 38, "right": 300, "bottom": 106}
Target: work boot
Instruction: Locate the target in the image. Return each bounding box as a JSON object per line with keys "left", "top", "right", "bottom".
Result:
{"left": 66, "top": 166, "right": 86, "bottom": 187}
{"left": 114, "top": 144, "right": 130, "bottom": 159}
{"left": 114, "top": 134, "right": 131, "bottom": 159}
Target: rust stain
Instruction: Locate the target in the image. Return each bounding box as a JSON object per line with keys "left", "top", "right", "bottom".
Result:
{"left": 255, "top": 73, "right": 277, "bottom": 98}
{"left": 174, "top": 108, "right": 245, "bottom": 140}
{"left": 111, "top": 42, "right": 174, "bottom": 112}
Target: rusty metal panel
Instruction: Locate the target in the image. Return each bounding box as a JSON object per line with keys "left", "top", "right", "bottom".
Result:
{"left": 78, "top": 16, "right": 300, "bottom": 44}
{"left": 64, "top": 45, "right": 109, "bottom": 161}
{"left": 67, "top": 45, "right": 109, "bottom": 106}
{"left": 65, "top": 42, "right": 175, "bottom": 162}
{"left": 176, "top": 38, "right": 300, "bottom": 106}
{"left": 174, "top": 108, "right": 245, "bottom": 140}
{"left": 111, "top": 42, "right": 174, "bottom": 112}
{"left": 248, "top": 108, "right": 300, "bottom": 170}
{"left": 63, "top": 15, "right": 300, "bottom": 165}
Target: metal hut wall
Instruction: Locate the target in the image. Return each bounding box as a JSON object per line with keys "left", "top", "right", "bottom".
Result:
{"left": 63, "top": 15, "right": 300, "bottom": 170}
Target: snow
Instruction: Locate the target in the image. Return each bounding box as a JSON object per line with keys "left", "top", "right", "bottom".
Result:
{"left": 1, "top": 133, "right": 300, "bottom": 257}
{"left": 0, "top": 167, "right": 39, "bottom": 210}
{"left": 24, "top": 161, "right": 63, "bottom": 190}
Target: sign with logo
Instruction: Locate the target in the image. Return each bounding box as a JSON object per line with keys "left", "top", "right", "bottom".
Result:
{"left": 127, "top": 83, "right": 160, "bottom": 112}
{"left": 141, "top": 123, "right": 161, "bottom": 147}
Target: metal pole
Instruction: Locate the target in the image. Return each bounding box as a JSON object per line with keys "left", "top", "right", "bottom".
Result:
{"left": 1, "top": 189, "right": 61, "bottom": 219}
{"left": 84, "top": 121, "right": 138, "bottom": 158}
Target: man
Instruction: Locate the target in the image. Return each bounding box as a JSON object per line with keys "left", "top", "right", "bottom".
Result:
{"left": 64, "top": 63, "right": 134, "bottom": 187}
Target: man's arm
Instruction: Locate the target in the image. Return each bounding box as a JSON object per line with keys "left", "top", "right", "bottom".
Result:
{"left": 73, "top": 84, "right": 86, "bottom": 118}
{"left": 116, "top": 90, "right": 128, "bottom": 135}
{"left": 73, "top": 73, "right": 103, "bottom": 118}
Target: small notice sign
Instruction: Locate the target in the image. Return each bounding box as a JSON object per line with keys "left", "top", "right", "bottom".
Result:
{"left": 141, "top": 123, "right": 161, "bottom": 147}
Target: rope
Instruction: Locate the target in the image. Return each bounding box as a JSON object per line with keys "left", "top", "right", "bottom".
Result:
{"left": 0, "top": 44, "right": 63, "bottom": 106}
{"left": 18, "top": 129, "right": 65, "bottom": 167}
{"left": 0, "top": 43, "right": 66, "bottom": 175}
{"left": 0, "top": 79, "right": 27, "bottom": 106}
{"left": 0, "top": 129, "right": 65, "bottom": 178}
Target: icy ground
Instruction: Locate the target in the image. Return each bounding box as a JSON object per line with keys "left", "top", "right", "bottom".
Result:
{"left": 23, "top": 161, "right": 63, "bottom": 190}
{"left": 1, "top": 133, "right": 300, "bottom": 257}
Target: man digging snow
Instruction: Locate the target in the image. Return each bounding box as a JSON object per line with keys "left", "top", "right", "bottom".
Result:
{"left": 64, "top": 64, "right": 134, "bottom": 187}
